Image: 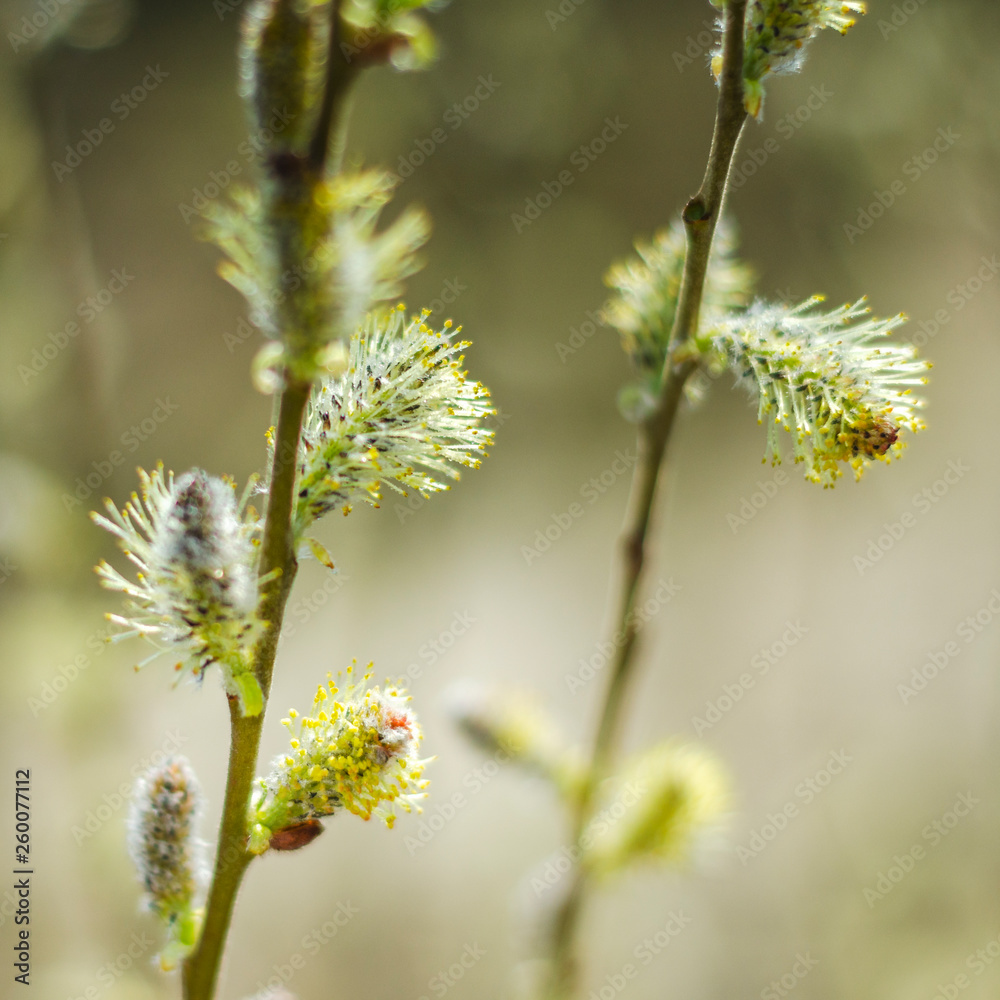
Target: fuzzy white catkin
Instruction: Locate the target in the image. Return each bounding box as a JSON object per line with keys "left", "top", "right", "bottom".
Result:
{"left": 151, "top": 469, "right": 257, "bottom": 618}
{"left": 92, "top": 465, "right": 267, "bottom": 713}
{"left": 127, "top": 756, "right": 206, "bottom": 916}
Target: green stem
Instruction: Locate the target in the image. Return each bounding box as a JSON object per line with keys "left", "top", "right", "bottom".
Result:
{"left": 308, "top": 3, "right": 353, "bottom": 173}
{"left": 544, "top": 3, "right": 748, "bottom": 996}
{"left": 182, "top": 382, "right": 310, "bottom": 1000}
{"left": 544, "top": 360, "right": 695, "bottom": 999}
{"left": 182, "top": 5, "right": 355, "bottom": 995}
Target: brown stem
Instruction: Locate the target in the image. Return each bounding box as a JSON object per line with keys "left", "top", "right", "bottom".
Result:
{"left": 544, "top": 3, "right": 749, "bottom": 996}
{"left": 545, "top": 359, "right": 696, "bottom": 998}
{"left": 670, "top": 0, "right": 749, "bottom": 356}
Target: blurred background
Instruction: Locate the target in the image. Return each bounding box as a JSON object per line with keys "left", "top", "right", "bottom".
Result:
{"left": 1, "top": 0, "right": 999, "bottom": 998}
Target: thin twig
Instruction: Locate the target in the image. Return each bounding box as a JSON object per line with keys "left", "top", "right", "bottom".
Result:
{"left": 181, "top": 381, "right": 310, "bottom": 1000}
{"left": 181, "top": 3, "right": 353, "bottom": 994}
{"left": 308, "top": 3, "right": 352, "bottom": 172}
{"left": 544, "top": 3, "right": 748, "bottom": 996}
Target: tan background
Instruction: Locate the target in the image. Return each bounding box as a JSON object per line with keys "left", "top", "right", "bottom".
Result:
{"left": 1, "top": 1, "right": 999, "bottom": 998}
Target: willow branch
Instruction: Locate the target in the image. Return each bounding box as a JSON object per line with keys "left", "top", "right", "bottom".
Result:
{"left": 181, "top": 11, "right": 355, "bottom": 995}
{"left": 308, "top": 2, "right": 352, "bottom": 172}
{"left": 545, "top": 3, "right": 748, "bottom": 996}
{"left": 182, "top": 381, "right": 310, "bottom": 1000}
